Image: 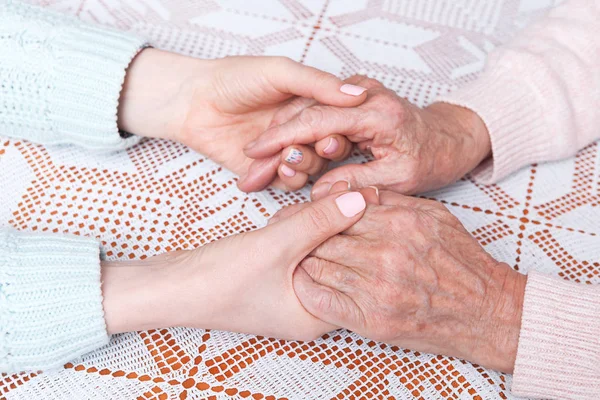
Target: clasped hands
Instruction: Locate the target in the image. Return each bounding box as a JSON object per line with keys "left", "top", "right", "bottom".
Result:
{"left": 107, "top": 49, "right": 526, "bottom": 375}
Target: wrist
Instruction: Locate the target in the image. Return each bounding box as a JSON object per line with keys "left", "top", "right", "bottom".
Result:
{"left": 428, "top": 102, "right": 491, "bottom": 173}
{"left": 101, "top": 251, "right": 195, "bottom": 334}
{"left": 117, "top": 48, "right": 211, "bottom": 141}
{"left": 472, "top": 261, "right": 527, "bottom": 373}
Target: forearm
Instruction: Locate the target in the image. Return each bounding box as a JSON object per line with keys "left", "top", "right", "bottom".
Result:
{"left": 0, "top": 1, "right": 146, "bottom": 150}
{"left": 437, "top": 0, "right": 600, "bottom": 184}
{"left": 101, "top": 251, "right": 197, "bottom": 334}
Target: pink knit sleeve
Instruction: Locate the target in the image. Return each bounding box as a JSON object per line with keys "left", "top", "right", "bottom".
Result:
{"left": 437, "top": 0, "right": 600, "bottom": 184}
{"left": 512, "top": 272, "right": 600, "bottom": 399}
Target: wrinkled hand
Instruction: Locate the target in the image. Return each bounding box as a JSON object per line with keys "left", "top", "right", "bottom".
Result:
{"left": 243, "top": 75, "right": 491, "bottom": 198}
{"left": 118, "top": 49, "right": 364, "bottom": 191}
{"left": 292, "top": 190, "right": 526, "bottom": 372}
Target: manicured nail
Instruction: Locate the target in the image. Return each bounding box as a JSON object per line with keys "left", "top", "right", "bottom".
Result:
{"left": 285, "top": 148, "right": 304, "bottom": 164}
{"left": 323, "top": 138, "right": 339, "bottom": 155}
{"left": 311, "top": 182, "right": 331, "bottom": 200}
{"left": 340, "top": 84, "right": 367, "bottom": 96}
{"left": 281, "top": 165, "right": 296, "bottom": 177}
{"left": 245, "top": 140, "right": 257, "bottom": 151}
{"left": 368, "top": 185, "right": 379, "bottom": 197}
{"left": 336, "top": 192, "right": 366, "bottom": 217}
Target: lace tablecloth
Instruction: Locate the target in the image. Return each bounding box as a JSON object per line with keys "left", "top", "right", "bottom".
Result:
{"left": 3, "top": 0, "right": 593, "bottom": 399}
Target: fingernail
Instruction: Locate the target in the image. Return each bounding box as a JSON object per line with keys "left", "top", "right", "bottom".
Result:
{"left": 340, "top": 84, "right": 367, "bottom": 96}
{"left": 311, "top": 182, "right": 331, "bottom": 200}
{"left": 336, "top": 192, "right": 366, "bottom": 217}
{"left": 245, "top": 140, "right": 257, "bottom": 151}
{"left": 281, "top": 165, "right": 296, "bottom": 177}
{"left": 323, "top": 138, "right": 339, "bottom": 155}
{"left": 285, "top": 148, "right": 304, "bottom": 164}
{"left": 368, "top": 185, "right": 379, "bottom": 197}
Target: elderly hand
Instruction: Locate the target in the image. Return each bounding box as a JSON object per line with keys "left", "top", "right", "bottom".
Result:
{"left": 117, "top": 48, "right": 364, "bottom": 191}
{"left": 292, "top": 190, "right": 526, "bottom": 372}
{"left": 243, "top": 75, "right": 491, "bottom": 198}
{"left": 102, "top": 186, "right": 377, "bottom": 342}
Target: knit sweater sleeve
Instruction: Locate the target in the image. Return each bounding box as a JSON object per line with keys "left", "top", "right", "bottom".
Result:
{"left": 0, "top": 1, "right": 148, "bottom": 151}
{"left": 0, "top": 229, "right": 108, "bottom": 373}
{"left": 512, "top": 272, "right": 600, "bottom": 399}
{"left": 437, "top": 0, "right": 600, "bottom": 184}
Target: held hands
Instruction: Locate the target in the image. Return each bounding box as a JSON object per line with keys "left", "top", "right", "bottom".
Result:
{"left": 117, "top": 49, "right": 365, "bottom": 190}
{"left": 243, "top": 75, "right": 492, "bottom": 198}
{"left": 292, "top": 188, "right": 527, "bottom": 373}
{"left": 102, "top": 185, "right": 378, "bottom": 342}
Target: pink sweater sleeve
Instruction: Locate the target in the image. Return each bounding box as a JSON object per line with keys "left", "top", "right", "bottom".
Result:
{"left": 438, "top": 0, "right": 600, "bottom": 184}
{"left": 438, "top": 1, "right": 600, "bottom": 398}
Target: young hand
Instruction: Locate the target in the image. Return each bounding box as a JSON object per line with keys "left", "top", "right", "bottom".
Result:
{"left": 117, "top": 49, "right": 365, "bottom": 191}
{"left": 101, "top": 185, "right": 373, "bottom": 341}
{"left": 243, "top": 75, "right": 492, "bottom": 198}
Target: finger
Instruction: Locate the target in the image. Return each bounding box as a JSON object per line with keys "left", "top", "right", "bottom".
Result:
{"left": 358, "top": 186, "right": 380, "bottom": 205}
{"left": 315, "top": 135, "right": 353, "bottom": 162}
{"left": 267, "top": 58, "right": 367, "bottom": 107}
{"left": 311, "top": 160, "right": 391, "bottom": 200}
{"left": 328, "top": 180, "right": 351, "bottom": 195}
{"left": 237, "top": 155, "right": 280, "bottom": 193}
{"left": 262, "top": 190, "right": 366, "bottom": 255}
{"left": 268, "top": 202, "right": 310, "bottom": 225}
{"left": 278, "top": 164, "right": 310, "bottom": 191}
{"left": 299, "top": 257, "right": 360, "bottom": 293}
{"left": 269, "top": 97, "right": 317, "bottom": 129}
{"left": 244, "top": 106, "right": 367, "bottom": 158}
{"left": 293, "top": 267, "right": 362, "bottom": 329}
{"left": 357, "top": 141, "right": 374, "bottom": 155}
{"left": 282, "top": 145, "right": 327, "bottom": 175}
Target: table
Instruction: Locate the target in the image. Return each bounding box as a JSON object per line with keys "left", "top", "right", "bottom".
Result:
{"left": 3, "top": 0, "right": 589, "bottom": 399}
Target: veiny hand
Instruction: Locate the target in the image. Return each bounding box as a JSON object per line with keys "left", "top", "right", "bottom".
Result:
{"left": 243, "top": 75, "right": 492, "bottom": 199}
{"left": 102, "top": 185, "right": 377, "bottom": 341}
{"left": 117, "top": 48, "right": 365, "bottom": 191}
{"left": 291, "top": 190, "right": 527, "bottom": 372}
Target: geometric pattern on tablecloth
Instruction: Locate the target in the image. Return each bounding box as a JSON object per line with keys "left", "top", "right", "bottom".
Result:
{"left": 3, "top": 0, "right": 592, "bottom": 399}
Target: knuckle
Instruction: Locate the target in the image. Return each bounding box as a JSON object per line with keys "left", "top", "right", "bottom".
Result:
{"left": 297, "top": 108, "right": 324, "bottom": 130}
{"left": 305, "top": 203, "right": 335, "bottom": 235}
{"left": 272, "top": 56, "right": 294, "bottom": 67}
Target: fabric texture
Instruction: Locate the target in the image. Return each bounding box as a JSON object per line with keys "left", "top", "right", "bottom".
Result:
{"left": 1, "top": 0, "right": 599, "bottom": 399}
{"left": 513, "top": 271, "right": 600, "bottom": 398}
{"left": 0, "top": 229, "right": 108, "bottom": 373}
{"left": 0, "top": 0, "right": 147, "bottom": 374}
{"left": 438, "top": 0, "right": 600, "bottom": 185}
{"left": 0, "top": 0, "right": 146, "bottom": 151}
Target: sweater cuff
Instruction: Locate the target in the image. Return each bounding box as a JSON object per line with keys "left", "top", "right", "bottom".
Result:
{"left": 437, "top": 67, "right": 553, "bottom": 184}
{"left": 49, "top": 24, "right": 147, "bottom": 151}
{"left": 0, "top": 229, "right": 109, "bottom": 372}
{"left": 512, "top": 271, "right": 600, "bottom": 399}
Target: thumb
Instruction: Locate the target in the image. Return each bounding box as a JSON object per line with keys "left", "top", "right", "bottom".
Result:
{"left": 311, "top": 160, "right": 390, "bottom": 200}
{"left": 293, "top": 267, "right": 356, "bottom": 328}
{"left": 263, "top": 190, "right": 366, "bottom": 255}
{"left": 268, "top": 58, "right": 367, "bottom": 107}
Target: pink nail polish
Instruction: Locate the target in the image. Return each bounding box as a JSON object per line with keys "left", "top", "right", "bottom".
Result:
{"left": 285, "top": 148, "right": 304, "bottom": 164}
{"left": 340, "top": 84, "right": 367, "bottom": 96}
{"left": 335, "top": 192, "right": 366, "bottom": 217}
{"left": 323, "top": 138, "right": 339, "bottom": 155}
{"left": 281, "top": 165, "right": 296, "bottom": 177}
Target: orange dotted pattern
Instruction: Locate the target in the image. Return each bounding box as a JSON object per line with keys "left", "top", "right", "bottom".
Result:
{"left": 0, "top": 1, "right": 585, "bottom": 399}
